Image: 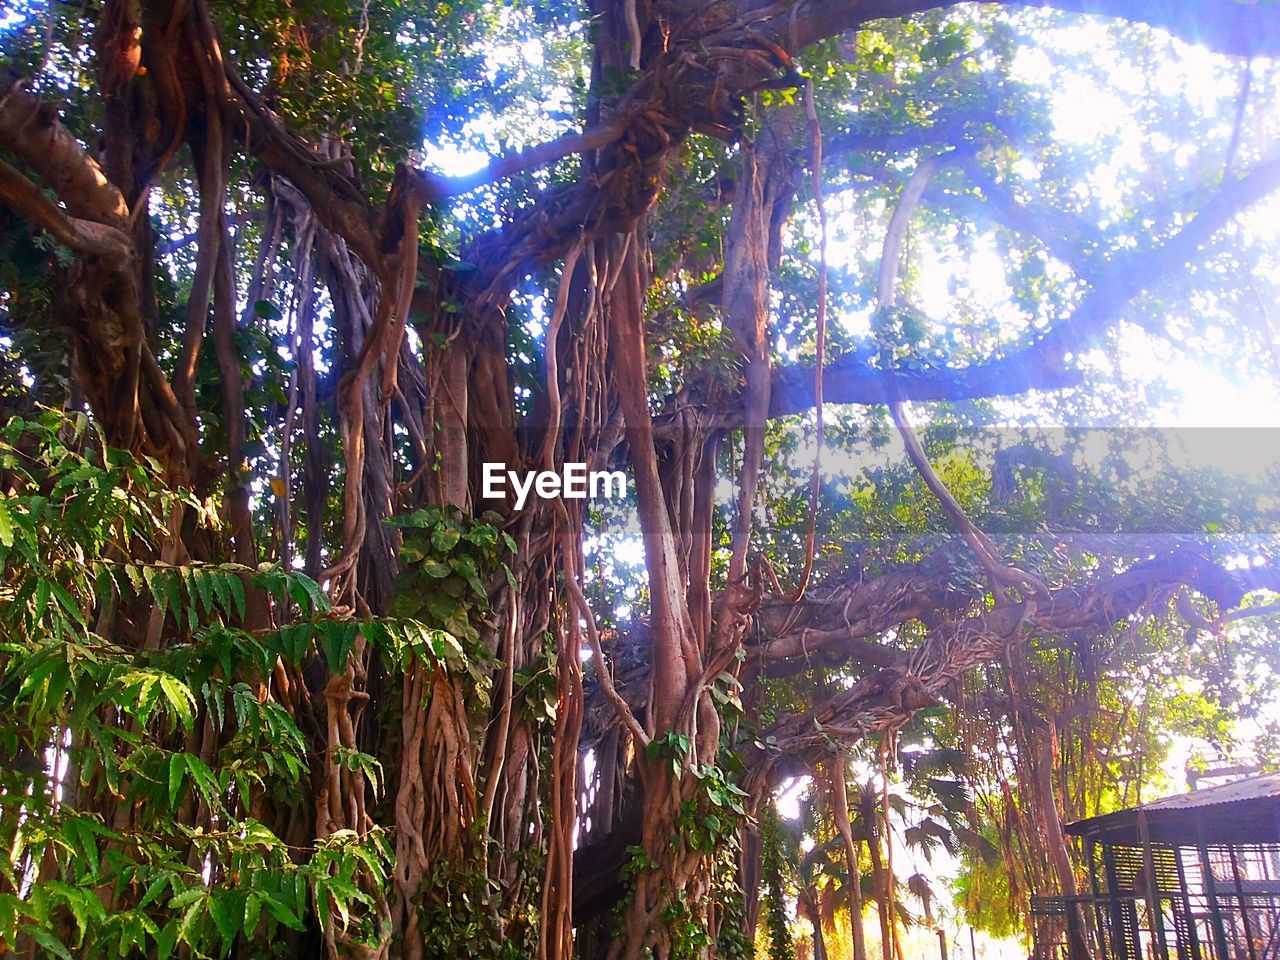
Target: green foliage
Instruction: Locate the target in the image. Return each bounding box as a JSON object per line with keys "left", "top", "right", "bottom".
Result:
{"left": 715, "top": 877, "right": 756, "bottom": 960}
{"left": 386, "top": 505, "right": 516, "bottom": 709}
{"left": 760, "top": 802, "right": 795, "bottom": 960}
{"left": 675, "top": 762, "right": 751, "bottom": 855}
{"left": 662, "top": 897, "right": 715, "bottom": 960}
{"left": 412, "top": 858, "right": 535, "bottom": 960}
{"left": 952, "top": 828, "right": 1023, "bottom": 940}
{"left": 513, "top": 629, "right": 560, "bottom": 726}
{"left": 0, "top": 412, "right": 392, "bottom": 957}
{"left": 390, "top": 505, "right": 513, "bottom": 644}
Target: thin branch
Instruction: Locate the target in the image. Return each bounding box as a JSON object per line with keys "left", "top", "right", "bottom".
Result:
{"left": 766, "top": 0, "right": 1280, "bottom": 61}
{"left": 1224, "top": 60, "right": 1253, "bottom": 180}
{"left": 876, "top": 153, "right": 1048, "bottom": 600}
{"left": 1227, "top": 602, "right": 1280, "bottom": 622}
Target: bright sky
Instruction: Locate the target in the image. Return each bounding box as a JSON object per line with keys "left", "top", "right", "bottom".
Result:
{"left": 1009, "top": 19, "right": 1280, "bottom": 431}
{"left": 815, "top": 14, "right": 1280, "bottom": 436}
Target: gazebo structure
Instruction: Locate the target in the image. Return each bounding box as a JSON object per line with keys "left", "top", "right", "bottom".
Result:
{"left": 1031, "top": 772, "right": 1280, "bottom": 960}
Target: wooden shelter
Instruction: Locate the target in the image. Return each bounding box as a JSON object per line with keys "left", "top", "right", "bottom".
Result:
{"left": 1032, "top": 772, "right": 1280, "bottom": 960}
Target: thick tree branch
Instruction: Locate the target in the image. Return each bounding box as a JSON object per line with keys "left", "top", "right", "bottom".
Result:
{"left": 765, "top": 152, "right": 1280, "bottom": 422}
{"left": 1020, "top": 153, "right": 1280, "bottom": 363}
{"left": 413, "top": 116, "right": 632, "bottom": 201}
{"left": 753, "top": 548, "right": 1276, "bottom": 782}
{"left": 0, "top": 157, "right": 132, "bottom": 263}
{"left": 1005, "top": 0, "right": 1280, "bottom": 57}
{"left": 208, "top": 24, "right": 384, "bottom": 269}
{"left": 824, "top": 108, "right": 1033, "bottom": 162}
{"left": 750, "top": 551, "right": 979, "bottom": 670}
{"left": 762, "top": 0, "right": 1280, "bottom": 60}
{"left": 0, "top": 74, "right": 130, "bottom": 227}
{"left": 768, "top": 349, "right": 1080, "bottom": 416}
{"left": 953, "top": 159, "right": 1102, "bottom": 271}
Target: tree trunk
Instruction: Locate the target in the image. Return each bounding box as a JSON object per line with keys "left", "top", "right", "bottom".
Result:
{"left": 831, "top": 759, "right": 869, "bottom": 960}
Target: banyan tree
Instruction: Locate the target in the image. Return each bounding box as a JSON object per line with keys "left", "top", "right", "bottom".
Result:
{"left": 1, "top": 0, "right": 1279, "bottom": 958}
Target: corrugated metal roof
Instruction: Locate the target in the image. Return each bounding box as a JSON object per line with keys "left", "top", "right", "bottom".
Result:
{"left": 1064, "top": 770, "right": 1280, "bottom": 844}
{"left": 1064, "top": 773, "right": 1280, "bottom": 844}
{"left": 1135, "top": 770, "right": 1280, "bottom": 812}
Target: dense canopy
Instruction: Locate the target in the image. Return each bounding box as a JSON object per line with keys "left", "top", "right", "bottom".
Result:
{"left": 1, "top": 0, "right": 1279, "bottom": 958}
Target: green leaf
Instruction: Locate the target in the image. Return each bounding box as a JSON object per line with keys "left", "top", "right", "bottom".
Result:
{"left": 0, "top": 495, "right": 14, "bottom": 547}
{"left": 319, "top": 621, "right": 359, "bottom": 673}
{"left": 33, "top": 578, "right": 52, "bottom": 621}
{"left": 143, "top": 566, "right": 164, "bottom": 619}
{"left": 124, "top": 564, "right": 144, "bottom": 594}
{"left": 243, "top": 892, "right": 262, "bottom": 935}
{"left": 154, "top": 920, "right": 178, "bottom": 960}
{"left": 27, "top": 927, "right": 72, "bottom": 960}
{"left": 194, "top": 567, "right": 216, "bottom": 615}
{"left": 184, "top": 755, "right": 221, "bottom": 808}
{"left": 278, "top": 623, "right": 314, "bottom": 663}
{"left": 168, "top": 887, "right": 206, "bottom": 911}
{"left": 317, "top": 877, "right": 334, "bottom": 932}
{"left": 422, "top": 559, "right": 452, "bottom": 579}
{"left": 67, "top": 816, "right": 103, "bottom": 878}
{"left": 177, "top": 895, "right": 204, "bottom": 944}
{"left": 207, "top": 894, "right": 238, "bottom": 952}
{"left": 227, "top": 574, "right": 246, "bottom": 620}
{"left": 158, "top": 676, "right": 196, "bottom": 732}
{"left": 262, "top": 894, "right": 305, "bottom": 932}
{"left": 163, "top": 573, "right": 184, "bottom": 628}
{"left": 168, "top": 753, "right": 186, "bottom": 810}
{"left": 139, "top": 875, "right": 172, "bottom": 910}
{"left": 50, "top": 581, "right": 86, "bottom": 626}
{"left": 449, "top": 555, "right": 479, "bottom": 580}
{"left": 210, "top": 570, "right": 232, "bottom": 614}
{"left": 431, "top": 525, "right": 461, "bottom": 552}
